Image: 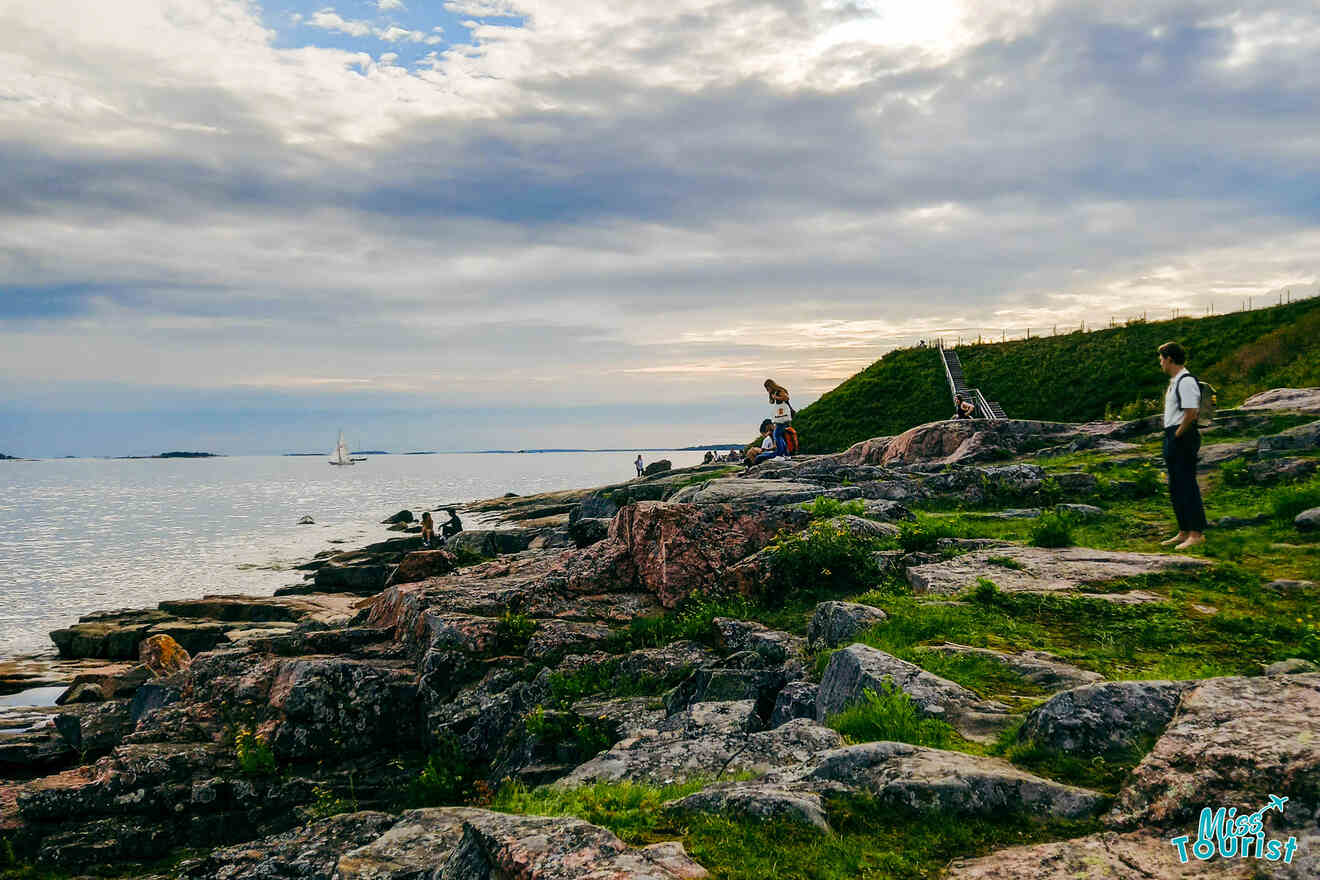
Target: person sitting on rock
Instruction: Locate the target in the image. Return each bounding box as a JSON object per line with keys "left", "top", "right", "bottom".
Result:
{"left": 953, "top": 394, "right": 976, "bottom": 420}
{"left": 420, "top": 511, "right": 435, "bottom": 548}
{"left": 745, "top": 419, "right": 779, "bottom": 470}
{"left": 439, "top": 508, "right": 463, "bottom": 542}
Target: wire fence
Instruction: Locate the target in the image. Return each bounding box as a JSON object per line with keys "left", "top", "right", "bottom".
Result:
{"left": 911, "top": 287, "right": 1315, "bottom": 350}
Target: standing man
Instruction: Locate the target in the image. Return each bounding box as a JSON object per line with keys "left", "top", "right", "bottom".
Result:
{"left": 1158, "top": 342, "right": 1206, "bottom": 550}
{"left": 635, "top": 454, "right": 644, "bottom": 477}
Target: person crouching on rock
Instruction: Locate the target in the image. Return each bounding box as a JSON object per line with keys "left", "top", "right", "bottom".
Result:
{"left": 765, "top": 379, "right": 795, "bottom": 458}
{"left": 420, "top": 511, "right": 435, "bottom": 548}
{"left": 953, "top": 394, "right": 976, "bottom": 420}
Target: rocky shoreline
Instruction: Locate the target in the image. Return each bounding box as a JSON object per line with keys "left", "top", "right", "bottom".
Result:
{"left": 2, "top": 403, "right": 1319, "bottom": 878}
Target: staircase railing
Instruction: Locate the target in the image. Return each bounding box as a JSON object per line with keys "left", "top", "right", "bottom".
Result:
{"left": 937, "top": 342, "right": 1005, "bottom": 421}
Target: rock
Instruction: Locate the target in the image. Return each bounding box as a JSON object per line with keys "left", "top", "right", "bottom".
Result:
{"left": 985, "top": 508, "right": 1041, "bottom": 519}
{"left": 297, "top": 515, "right": 315, "bottom": 525}
{"left": 570, "top": 698, "right": 668, "bottom": 740}
{"left": 1264, "top": 579, "right": 1316, "bottom": 594}
{"left": 1052, "top": 471, "right": 1100, "bottom": 494}
{"left": 314, "top": 562, "right": 392, "bottom": 593}
{"left": 816, "top": 645, "right": 1012, "bottom": 741}
{"left": 860, "top": 499, "right": 915, "bottom": 521}
{"left": 381, "top": 509, "right": 414, "bottom": 524}
{"left": 907, "top": 546, "right": 1210, "bottom": 599}
{"left": 919, "top": 644, "right": 1103, "bottom": 693}
{"left": 1198, "top": 441, "right": 1256, "bottom": 468}
{"left": 570, "top": 493, "right": 619, "bottom": 523}
{"left": 711, "top": 619, "right": 804, "bottom": 664}
{"left": 1295, "top": 507, "right": 1320, "bottom": 531}
{"left": 1016, "top": 680, "right": 1191, "bottom": 758}
{"left": 1259, "top": 420, "right": 1320, "bottom": 455}
{"left": 50, "top": 610, "right": 176, "bottom": 659}
{"left": 52, "top": 701, "right": 132, "bottom": 754}
{"left": 668, "top": 784, "right": 831, "bottom": 832}
{"left": 824, "top": 514, "right": 899, "bottom": 540}
{"left": 138, "top": 634, "right": 191, "bottom": 676}
{"left": 798, "top": 741, "right": 1105, "bottom": 818}
{"left": 563, "top": 501, "right": 809, "bottom": 608}
{"left": 128, "top": 681, "right": 182, "bottom": 725}
{"left": 614, "top": 641, "right": 719, "bottom": 685}
{"left": 1055, "top": 503, "right": 1104, "bottom": 520}
{"left": 878, "top": 420, "right": 1076, "bottom": 467}
{"left": 387, "top": 549, "right": 458, "bottom": 586}
{"left": 946, "top": 831, "right": 1259, "bottom": 880}
{"left": 664, "top": 667, "right": 787, "bottom": 718}
{"left": 524, "top": 621, "right": 613, "bottom": 662}
{"left": 1241, "top": 387, "right": 1320, "bottom": 413}
{"left": 667, "top": 478, "right": 829, "bottom": 507}
{"left": 807, "top": 601, "right": 888, "bottom": 651}
{"left": 642, "top": 459, "right": 673, "bottom": 476}
{"left": 769, "top": 682, "right": 818, "bottom": 728}
{"left": 1248, "top": 457, "right": 1318, "bottom": 484}
{"left": 1265, "top": 658, "right": 1319, "bottom": 675}
{"left": 561, "top": 704, "right": 842, "bottom": 785}
{"left": 567, "top": 516, "right": 612, "bottom": 548}
{"left": 1109, "top": 674, "right": 1320, "bottom": 831}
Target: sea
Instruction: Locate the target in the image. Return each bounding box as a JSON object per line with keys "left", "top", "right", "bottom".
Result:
{"left": 0, "top": 451, "right": 708, "bottom": 659}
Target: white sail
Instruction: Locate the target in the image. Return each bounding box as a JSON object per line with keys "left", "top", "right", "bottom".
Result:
{"left": 331, "top": 430, "right": 354, "bottom": 465}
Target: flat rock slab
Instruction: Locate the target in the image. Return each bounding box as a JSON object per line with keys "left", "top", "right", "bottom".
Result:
{"left": 561, "top": 701, "right": 843, "bottom": 786}
{"left": 667, "top": 478, "right": 828, "bottom": 506}
{"left": 1109, "top": 674, "right": 1320, "bottom": 833}
{"left": 946, "top": 831, "right": 1258, "bottom": 879}
{"left": 1242, "top": 387, "right": 1320, "bottom": 414}
{"left": 907, "top": 546, "right": 1210, "bottom": 599}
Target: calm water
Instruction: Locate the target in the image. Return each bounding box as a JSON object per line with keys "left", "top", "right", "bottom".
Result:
{"left": 0, "top": 452, "right": 705, "bottom": 658}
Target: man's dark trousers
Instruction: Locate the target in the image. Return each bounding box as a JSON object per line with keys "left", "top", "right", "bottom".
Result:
{"left": 1163, "top": 426, "right": 1207, "bottom": 531}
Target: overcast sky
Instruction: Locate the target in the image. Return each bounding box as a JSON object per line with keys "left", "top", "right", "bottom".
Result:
{"left": 1, "top": 1, "right": 1317, "bottom": 455}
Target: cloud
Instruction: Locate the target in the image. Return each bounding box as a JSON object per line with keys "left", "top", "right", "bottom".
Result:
{"left": 308, "top": 9, "right": 373, "bottom": 38}
{"left": 2, "top": 0, "right": 1319, "bottom": 452}
{"left": 378, "top": 0, "right": 406, "bottom": 10}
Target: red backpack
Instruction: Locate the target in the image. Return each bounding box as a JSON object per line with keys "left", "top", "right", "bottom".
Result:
{"left": 783, "top": 426, "right": 800, "bottom": 455}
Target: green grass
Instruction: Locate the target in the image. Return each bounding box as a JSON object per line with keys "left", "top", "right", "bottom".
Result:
{"left": 489, "top": 781, "right": 1100, "bottom": 880}
{"left": 990, "top": 722, "right": 1154, "bottom": 795}
{"left": 824, "top": 683, "right": 957, "bottom": 749}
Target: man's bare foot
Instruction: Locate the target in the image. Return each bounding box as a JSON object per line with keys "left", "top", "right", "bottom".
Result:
{"left": 1174, "top": 535, "right": 1205, "bottom": 550}
{"left": 1160, "top": 534, "right": 1185, "bottom": 546}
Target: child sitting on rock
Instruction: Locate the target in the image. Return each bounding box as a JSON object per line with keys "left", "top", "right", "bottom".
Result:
{"left": 420, "top": 511, "right": 435, "bottom": 548}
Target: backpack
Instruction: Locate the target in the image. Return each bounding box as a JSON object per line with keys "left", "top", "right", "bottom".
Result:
{"left": 783, "top": 426, "right": 800, "bottom": 455}
{"left": 1174, "top": 373, "right": 1217, "bottom": 427}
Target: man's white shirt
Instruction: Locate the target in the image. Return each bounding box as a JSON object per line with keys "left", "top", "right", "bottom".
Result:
{"left": 1163, "top": 368, "right": 1200, "bottom": 429}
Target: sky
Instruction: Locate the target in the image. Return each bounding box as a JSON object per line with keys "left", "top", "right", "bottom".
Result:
{"left": 1, "top": 0, "right": 1318, "bottom": 456}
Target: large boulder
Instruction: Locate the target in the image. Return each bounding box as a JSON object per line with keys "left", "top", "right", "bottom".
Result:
{"left": 816, "top": 644, "right": 1012, "bottom": 740}
{"left": 1108, "top": 674, "right": 1320, "bottom": 832}
{"left": 807, "top": 602, "right": 888, "bottom": 651}
{"left": 1296, "top": 507, "right": 1320, "bottom": 531}
{"left": 642, "top": 459, "right": 673, "bottom": 476}
{"left": 946, "top": 831, "right": 1260, "bottom": 880}
{"left": 667, "top": 478, "right": 830, "bottom": 507}
{"left": 1241, "top": 388, "right": 1320, "bottom": 414}
{"left": 138, "top": 634, "right": 191, "bottom": 677}
{"left": 1259, "top": 420, "right": 1320, "bottom": 456}
{"left": 1015, "top": 680, "right": 1191, "bottom": 757}
{"left": 562, "top": 501, "right": 809, "bottom": 608}
{"left": 381, "top": 509, "right": 414, "bottom": 524}
{"left": 876, "top": 420, "right": 1078, "bottom": 467}
{"left": 387, "top": 549, "right": 458, "bottom": 586}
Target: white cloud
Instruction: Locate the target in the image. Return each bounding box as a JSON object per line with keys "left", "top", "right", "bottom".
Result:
{"left": 443, "top": 0, "right": 522, "bottom": 16}
{"left": 378, "top": 25, "right": 426, "bottom": 42}
{"left": 377, "top": 0, "right": 406, "bottom": 10}
{"left": 308, "top": 9, "right": 372, "bottom": 38}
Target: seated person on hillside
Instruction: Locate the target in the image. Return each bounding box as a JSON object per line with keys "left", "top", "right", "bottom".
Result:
{"left": 953, "top": 394, "right": 976, "bottom": 419}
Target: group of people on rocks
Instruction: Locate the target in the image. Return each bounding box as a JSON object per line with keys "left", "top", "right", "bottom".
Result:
{"left": 742, "top": 378, "right": 798, "bottom": 467}
{"left": 419, "top": 507, "right": 463, "bottom": 548}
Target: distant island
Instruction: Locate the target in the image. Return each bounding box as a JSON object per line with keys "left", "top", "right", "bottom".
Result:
{"left": 352, "top": 450, "right": 390, "bottom": 455}
{"left": 0, "top": 451, "right": 17, "bottom": 460}
{"left": 404, "top": 451, "right": 438, "bottom": 455}
{"left": 116, "top": 451, "right": 222, "bottom": 459}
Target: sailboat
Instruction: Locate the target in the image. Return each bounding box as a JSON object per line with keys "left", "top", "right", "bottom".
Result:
{"left": 329, "top": 430, "right": 359, "bottom": 466}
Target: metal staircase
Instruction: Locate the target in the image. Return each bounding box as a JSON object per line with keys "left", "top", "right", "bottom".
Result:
{"left": 937, "top": 343, "right": 1006, "bottom": 421}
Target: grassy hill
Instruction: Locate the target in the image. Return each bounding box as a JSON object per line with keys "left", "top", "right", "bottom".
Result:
{"left": 795, "top": 296, "right": 1320, "bottom": 453}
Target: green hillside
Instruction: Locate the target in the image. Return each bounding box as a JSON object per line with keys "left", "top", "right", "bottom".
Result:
{"left": 795, "top": 296, "right": 1320, "bottom": 454}
{"left": 793, "top": 347, "right": 949, "bottom": 454}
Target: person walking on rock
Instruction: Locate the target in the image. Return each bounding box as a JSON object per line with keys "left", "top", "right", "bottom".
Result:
{"left": 1158, "top": 342, "right": 1207, "bottom": 550}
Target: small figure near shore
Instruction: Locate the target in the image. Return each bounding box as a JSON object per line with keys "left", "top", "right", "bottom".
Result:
{"left": 635, "top": 454, "right": 644, "bottom": 477}
{"left": 420, "top": 511, "right": 435, "bottom": 548}
{"left": 1157, "top": 341, "right": 1207, "bottom": 550}
{"left": 440, "top": 507, "right": 463, "bottom": 541}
